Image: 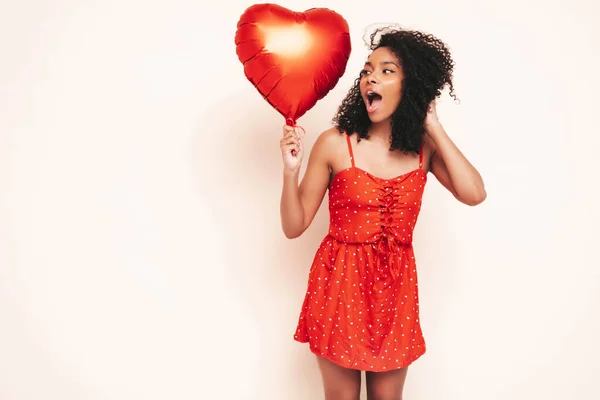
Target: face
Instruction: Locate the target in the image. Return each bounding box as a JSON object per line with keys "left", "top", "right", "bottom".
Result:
{"left": 359, "top": 46, "right": 404, "bottom": 124}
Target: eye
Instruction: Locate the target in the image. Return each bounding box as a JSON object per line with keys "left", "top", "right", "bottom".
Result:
{"left": 383, "top": 69, "right": 394, "bottom": 74}
{"left": 360, "top": 69, "right": 371, "bottom": 77}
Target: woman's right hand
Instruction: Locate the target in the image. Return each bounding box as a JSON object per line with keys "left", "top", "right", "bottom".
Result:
{"left": 280, "top": 125, "right": 304, "bottom": 173}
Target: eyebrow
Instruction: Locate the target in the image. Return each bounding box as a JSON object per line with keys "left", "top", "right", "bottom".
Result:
{"left": 364, "top": 61, "right": 400, "bottom": 68}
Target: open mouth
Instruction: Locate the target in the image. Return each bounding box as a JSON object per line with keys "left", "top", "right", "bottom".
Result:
{"left": 366, "top": 90, "right": 382, "bottom": 112}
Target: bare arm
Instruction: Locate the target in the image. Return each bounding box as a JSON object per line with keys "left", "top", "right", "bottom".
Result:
{"left": 279, "top": 127, "right": 336, "bottom": 238}
{"left": 425, "top": 100, "right": 486, "bottom": 206}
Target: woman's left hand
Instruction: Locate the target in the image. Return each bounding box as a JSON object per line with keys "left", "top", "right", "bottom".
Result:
{"left": 424, "top": 99, "right": 441, "bottom": 134}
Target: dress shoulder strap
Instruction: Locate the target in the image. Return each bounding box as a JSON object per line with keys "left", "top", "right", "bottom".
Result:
{"left": 345, "top": 134, "right": 355, "bottom": 168}
{"left": 419, "top": 146, "right": 423, "bottom": 170}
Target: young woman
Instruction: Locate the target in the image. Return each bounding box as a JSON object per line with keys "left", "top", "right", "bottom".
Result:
{"left": 279, "top": 26, "right": 486, "bottom": 400}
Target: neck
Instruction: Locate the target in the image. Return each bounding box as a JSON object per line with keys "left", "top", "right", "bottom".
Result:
{"left": 368, "top": 119, "right": 392, "bottom": 142}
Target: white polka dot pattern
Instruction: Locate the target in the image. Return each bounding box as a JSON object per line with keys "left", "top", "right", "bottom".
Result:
{"left": 293, "top": 135, "right": 428, "bottom": 372}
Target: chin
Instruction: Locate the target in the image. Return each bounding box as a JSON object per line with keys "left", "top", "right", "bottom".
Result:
{"left": 367, "top": 112, "right": 392, "bottom": 125}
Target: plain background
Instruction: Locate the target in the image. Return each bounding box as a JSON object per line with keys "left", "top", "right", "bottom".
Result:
{"left": 1, "top": 0, "right": 598, "bottom": 399}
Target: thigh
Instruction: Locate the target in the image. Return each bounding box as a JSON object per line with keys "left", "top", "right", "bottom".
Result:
{"left": 365, "top": 367, "right": 409, "bottom": 400}
{"left": 316, "top": 355, "right": 362, "bottom": 400}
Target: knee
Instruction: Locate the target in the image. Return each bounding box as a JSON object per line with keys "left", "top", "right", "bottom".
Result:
{"left": 368, "top": 394, "right": 402, "bottom": 400}
{"left": 367, "top": 387, "right": 403, "bottom": 400}
{"left": 324, "top": 387, "right": 361, "bottom": 400}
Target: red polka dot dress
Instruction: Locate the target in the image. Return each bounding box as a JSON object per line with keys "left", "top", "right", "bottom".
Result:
{"left": 293, "top": 133, "right": 427, "bottom": 372}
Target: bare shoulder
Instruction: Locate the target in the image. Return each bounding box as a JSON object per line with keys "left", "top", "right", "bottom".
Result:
{"left": 308, "top": 127, "right": 347, "bottom": 165}
{"left": 313, "top": 127, "right": 346, "bottom": 150}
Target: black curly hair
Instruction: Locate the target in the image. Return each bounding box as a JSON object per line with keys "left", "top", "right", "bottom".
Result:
{"left": 332, "top": 26, "right": 458, "bottom": 154}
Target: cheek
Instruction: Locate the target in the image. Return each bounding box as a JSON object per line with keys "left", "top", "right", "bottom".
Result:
{"left": 385, "top": 86, "right": 402, "bottom": 107}
{"left": 386, "top": 90, "right": 402, "bottom": 108}
{"left": 359, "top": 79, "right": 367, "bottom": 91}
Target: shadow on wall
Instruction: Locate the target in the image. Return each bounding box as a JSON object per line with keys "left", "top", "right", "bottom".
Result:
{"left": 188, "top": 88, "right": 330, "bottom": 399}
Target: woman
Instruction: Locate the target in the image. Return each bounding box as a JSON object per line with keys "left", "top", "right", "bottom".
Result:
{"left": 279, "top": 26, "right": 486, "bottom": 400}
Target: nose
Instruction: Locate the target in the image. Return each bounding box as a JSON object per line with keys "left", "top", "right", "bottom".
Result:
{"left": 367, "top": 73, "right": 378, "bottom": 84}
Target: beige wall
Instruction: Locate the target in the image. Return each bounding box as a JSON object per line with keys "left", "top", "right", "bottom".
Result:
{"left": 0, "top": 0, "right": 598, "bottom": 399}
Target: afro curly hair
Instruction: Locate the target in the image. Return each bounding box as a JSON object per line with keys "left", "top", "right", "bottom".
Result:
{"left": 332, "top": 25, "right": 458, "bottom": 154}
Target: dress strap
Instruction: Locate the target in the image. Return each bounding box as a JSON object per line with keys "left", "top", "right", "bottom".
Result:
{"left": 419, "top": 146, "right": 423, "bottom": 170}
{"left": 345, "top": 134, "right": 355, "bottom": 168}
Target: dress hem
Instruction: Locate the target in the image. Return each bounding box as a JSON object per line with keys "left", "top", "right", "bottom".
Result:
{"left": 293, "top": 335, "right": 426, "bottom": 372}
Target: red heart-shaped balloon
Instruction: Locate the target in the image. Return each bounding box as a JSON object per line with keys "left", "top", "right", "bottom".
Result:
{"left": 235, "top": 4, "right": 351, "bottom": 125}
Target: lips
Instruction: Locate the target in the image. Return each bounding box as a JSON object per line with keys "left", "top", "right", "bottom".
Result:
{"left": 365, "top": 89, "right": 382, "bottom": 113}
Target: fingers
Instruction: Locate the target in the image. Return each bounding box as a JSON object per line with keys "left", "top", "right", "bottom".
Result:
{"left": 280, "top": 125, "right": 305, "bottom": 159}
{"left": 428, "top": 98, "right": 437, "bottom": 111}
{"left": 280, "top": 134, "right": 299, "bottom": 148}
{"left": 281, "top": 125, "right": 303, "bottom": 148}
{"left": 282, "top": 124, "right": 305, "bottom": 139}
{"left": 282, "top": 144, "right": 301, "bottom": 156}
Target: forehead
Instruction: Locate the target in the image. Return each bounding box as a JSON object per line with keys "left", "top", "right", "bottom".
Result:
{"left": 365, "top": 46, "right": 400, "bottom": 65}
